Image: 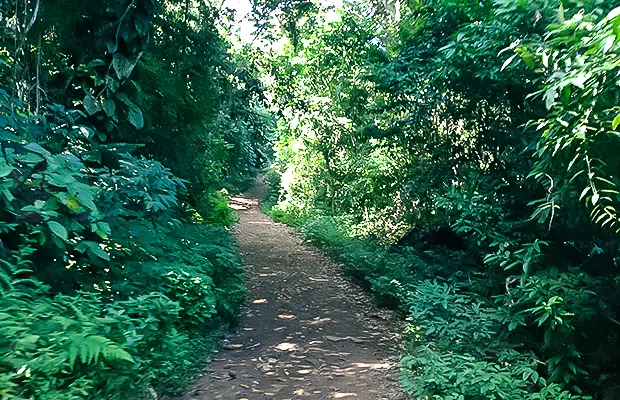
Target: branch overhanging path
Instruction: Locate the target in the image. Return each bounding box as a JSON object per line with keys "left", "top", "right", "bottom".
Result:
{"left": 174, "top": 180, "right": 404, "bottom": 399}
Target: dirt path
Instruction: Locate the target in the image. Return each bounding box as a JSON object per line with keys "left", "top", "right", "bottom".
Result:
{"left": 175, "top": 184, "right": 404, "bottom": 400}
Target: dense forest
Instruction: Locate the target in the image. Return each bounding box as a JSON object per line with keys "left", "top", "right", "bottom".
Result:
{"left": 2, "top": 0, "right": 620, "bottom": 399}
{"left": 260, "top": 0, "right": 620, "bottom": 398}
{"left": 0, "top": 0, "right": 270, "bottom": 398}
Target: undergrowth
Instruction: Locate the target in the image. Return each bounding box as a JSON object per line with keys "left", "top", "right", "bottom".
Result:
{"left": 257, "top": 1, "right": 620, "bottom": 398}
{"left": 0, "top": 92, "right": 245, "bottom": 399}
{"left": 0, "top": 223, "right": 245, "bottom": 399}
{"left": 263, "top": 190, "right": 598, "bottom": 399}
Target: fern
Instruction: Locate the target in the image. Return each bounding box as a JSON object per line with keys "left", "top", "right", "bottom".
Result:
{"left": 67, "top": 335, "right": 134, "bottom": 370}
{"left": 0, "top": 269, "right": 12, "bottom": 292}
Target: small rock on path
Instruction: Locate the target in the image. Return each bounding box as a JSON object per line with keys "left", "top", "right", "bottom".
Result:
{"left": 172, "top": 182, "right": 404, "bottom": 400}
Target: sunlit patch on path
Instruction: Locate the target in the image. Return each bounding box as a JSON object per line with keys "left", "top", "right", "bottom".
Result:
{"left": 171, "top": 180, "right": 404, "bottom": 400}
{"left": 229, "top": 196, "right": 257, "bottom": 210}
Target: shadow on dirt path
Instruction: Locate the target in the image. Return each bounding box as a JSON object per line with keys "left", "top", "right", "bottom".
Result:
{"left": 174, "top": 180, "right": 404, "bottom": 399}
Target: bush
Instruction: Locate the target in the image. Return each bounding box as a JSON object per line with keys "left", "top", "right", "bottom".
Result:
{"left": 196, "top": 189, "right": 239, "bottom": 227}
{"left": 401, "top": 346, "right": 589, "bottom": 400}
{"left": 0, "top": 92, "right": 245, "bottom": 399}
{"left": 265, "top": 206, "right": 593, "bottom": 399}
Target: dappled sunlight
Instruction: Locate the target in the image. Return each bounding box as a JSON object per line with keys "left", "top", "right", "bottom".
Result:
{"left": 252, "top": 298, "right": 268, "bottom": 304}
{"left": 351, "top": 362, "right": 392, "bottom": 370}
{"left": 247, "top": 220, "right": 275, "bottom": 225}
{"left": 229, "top": 196, "right": 257, "bottom": 210}
{"left": 278, "top": 314, "right": 296, "bottom": 320}
{"left": 310, "top": 317, "right": 332, "bottom": 325}
{"left": 334, "top": 393, "right": 358, "bottom": 398}
{"left": 275, "top": 342, "right": 298, "bottom": 351}
{"left": 230, "top": 197, "right": 255, "bottom": 205}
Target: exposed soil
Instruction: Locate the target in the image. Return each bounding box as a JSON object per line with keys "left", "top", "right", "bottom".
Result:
{"left": 174, "top": 182, "right": 405, "bottom": 400}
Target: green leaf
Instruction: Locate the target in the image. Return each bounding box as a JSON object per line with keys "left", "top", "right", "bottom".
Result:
{"left": 0, "top": 157, "right": 12, "bottom": 177}
{"left": 83, "top": 94, "right": 99, "bottom": 115}
{"left": 48, "top": 172, "right": 76, "bottom": 188}
{"left": 103, "top": 98, "right": 116, "bottom": 117}
{"left": 112, "top": 53, "right": 136, "bottom": 80}
{"left": 92, "top": 222, "right": 111, "bottom": 239}
{"left": 544, "top": 88, "right": 556, "bottom": 110}
{"left": 89, "top": 246, "right": 110, "bottom": 261}
{"left": 47, "top": 221, "right": 68, "bottom": 241}
{"left": 66, "top": 196, "right": 82, "bottom": 213}
{"left": 575, "top": 127, "right": 586, "bottom": 140}
{"left": 561, "top": 86, "right": 571, "bottom": 105}
{"left": 115, "top": 92, "right": 132, "bottom": 106}
{"left": 606, "top": 6, "right": 620, "bottom": 22}
{"left": 87, "top": 59, "right": 106, "bottom": 69}
{"left": 76, "top": 241, "right": 110, "bottom": 261}
{"left": 612, "top": 113, "right": 620, "bottom": 130}
{"left": 68, "top": 182, "right": 98, "bottom": 212}
{"left": 570, "top": 74, "right": 587, "bottom": 89}
{"left": 106, "top": 75, "right": 120, "bottom": 92}
{"left": 0, "top": 129, "right": 20, "bottom": 142}
{"left": 522, "top": 54, "right": 535, "bottom": 68}
{"left": 501, "top": 54, "right": 516, "bottom": 71}
{"left": 128, "top": 105, "right": 144, "bottom": 129}
{"left": 24, "top": 142, "right": 51, "bottom": 157}
{"left": 0, "top": 165, "right": 13, "bottom": 177}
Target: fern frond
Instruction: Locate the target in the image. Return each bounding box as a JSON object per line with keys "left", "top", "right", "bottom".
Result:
{"left": 11, "top": 279, "right": 40, "bottom": 289}
{"left": 0, "top": 258, "right": 15, "bottom": 271}
{"left": 68, "top": 303, "right": 87, "bottom": 322}
{"left": 0, "top": 269, "right": 14, "bottom": 291}
{"left": 67, "top": 335, "right": 134, "bottom": 370}
{"left": 51, "top": 315, "right": 78, "bottom": 330}
{"left": 12, "top": 268, "right": 34, "bottom": 277}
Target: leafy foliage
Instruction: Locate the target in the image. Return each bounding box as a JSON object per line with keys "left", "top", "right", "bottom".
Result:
{"left": 0, "top": 94, "right": 246, "bottom": 395}
{"left": 0, "top": 1, "right": 259, "bottom": 398}
{"left": 259, "top": 0, "right": 620, "bottom": 398}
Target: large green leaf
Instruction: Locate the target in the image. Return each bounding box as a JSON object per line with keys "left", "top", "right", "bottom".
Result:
{"left": 83, "top": 95, "right": 100, "bottom": 115}
{"left": 0, "top": 129, "right": 20, "bottom": 142}
{"left": 24, "top": 143, "right": 51, "bottom": 158}
{"left": 103, "top": 98, "right": 116, "bottom": 117}
{"left": 0, "top": 157, "right": 12, "bottom": 177}
{"left": 47, "top": 221, "right": 68, "bottom": 241}
{"left": 612, "top": 113, "right": 620, "bottom": 130}
{"left": 68, "top": 182, "right": 98, "bottom": 212}
{"left": 76, "top": 241, "right": 110, "bottom": 261}
{"left": 112, "top": 53, "right": 136, "bottom": 80}
{"left": 128, "top": 105, "right": 144, "bottom": 129}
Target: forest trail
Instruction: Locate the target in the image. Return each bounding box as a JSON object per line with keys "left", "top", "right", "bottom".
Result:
{"left": 175, "top": 181, "right": 404, "bottom": 400}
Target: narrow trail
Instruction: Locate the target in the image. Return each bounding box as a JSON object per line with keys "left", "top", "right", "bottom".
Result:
{"left": 176, "top": 183, "right": 404, "bottom": 400}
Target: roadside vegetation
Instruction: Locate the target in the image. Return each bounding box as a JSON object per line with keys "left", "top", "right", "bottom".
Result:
{"left": 259, "top": 1, "right": 620, "bottom": 398}
{"left": 0, "top": 1, "right": 271, "bottom": 398}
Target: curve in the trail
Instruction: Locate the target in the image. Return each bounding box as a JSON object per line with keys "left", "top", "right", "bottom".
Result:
{"left": 174, "top": 189, "right": 404, "bottom": 400}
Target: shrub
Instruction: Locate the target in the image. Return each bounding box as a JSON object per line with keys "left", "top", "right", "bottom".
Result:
{"left": 196, "top": 189, "right": 239, "bottom": 227}
{"left": 0, "top": 91, "right": 246, "bottom": 398}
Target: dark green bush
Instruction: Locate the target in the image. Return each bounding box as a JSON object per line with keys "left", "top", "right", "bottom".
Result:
{"left": 0, "top": 83, "right": 245, "bottom": 398}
